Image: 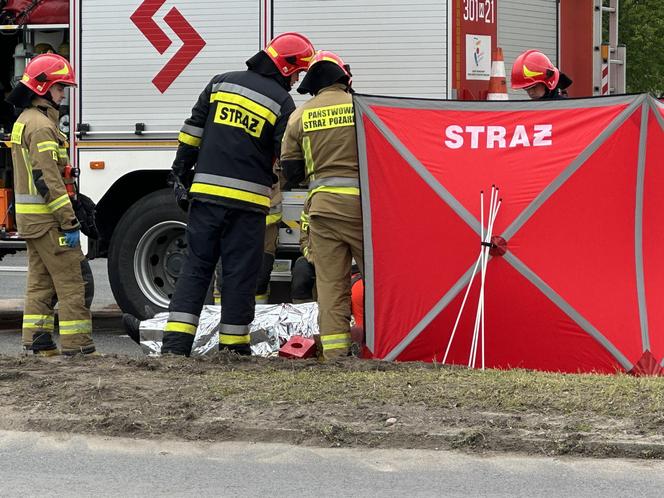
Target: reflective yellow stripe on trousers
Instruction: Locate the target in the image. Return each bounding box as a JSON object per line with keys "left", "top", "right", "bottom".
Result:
{"left": 321, "top": 332, "right": 351, "bottom": 350}
{"left": 59, "top": 319, "right": 92, "bottom": 335}
{"left": 22, "top": 314, "right": 55, "bottom": 330}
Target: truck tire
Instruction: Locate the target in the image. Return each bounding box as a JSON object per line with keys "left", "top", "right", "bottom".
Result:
{"left": 108, "top": 189, "right": 187, "bottom": 319}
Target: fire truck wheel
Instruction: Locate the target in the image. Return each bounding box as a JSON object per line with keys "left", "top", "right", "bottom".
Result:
{"left": 108, "top": 189, "right": 187, "bottom": 319}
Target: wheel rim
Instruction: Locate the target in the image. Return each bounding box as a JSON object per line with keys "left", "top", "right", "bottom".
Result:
{"left": 133, "top": 220, "right": 187, "bottom": 309}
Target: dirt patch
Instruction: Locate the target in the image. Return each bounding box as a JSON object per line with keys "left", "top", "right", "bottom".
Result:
{"left": 1, "top": 354, "right": 664, "bottom": 458}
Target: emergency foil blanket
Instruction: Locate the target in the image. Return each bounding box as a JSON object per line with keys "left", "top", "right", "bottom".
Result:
{"left": 139, "top": 303, "right": 318, "bottom": 357}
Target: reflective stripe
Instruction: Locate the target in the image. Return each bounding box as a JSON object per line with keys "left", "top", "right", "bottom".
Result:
{"left": 212, "top": 82, "right": 282, "bottom": 117}
{"left": 210, "top": 91, "right": 278, "bottom": 126}
{"left": 219, "top": 333, "right": 251, "bottom": 345}
{"left": 36, "top": 141, "right": 58, "bottom": 153}
{"left": 181, "top": 123, "right": 204, "bottom": 138}
{"left": 266, "top": 213, "right": 282, "bottom": 225}
{"left": 10, "top": 122, "right": 25, "bottom": 145}
{"left": 15, "top": 194, "right": 44, "bottom": 204}
{"left": 303, "top": 136, "right": 315, "bottom": 178}
{"left": 15, "top": 203, "right": 50, "bottom": 214}
{"left": 178, "top": 132, "right": 201, "bottom": 147}
{"left": 59, "top": 319, "right": 92, "bottom": 335}
{"left": 321, "top": 332, "right": 351, "bottom": 351}
{"left": 22, "top": 314, "right": 55, "bottom": 330}
{"left": 168, "top": 312, "right": 199, "bottom": 325}
{"left": 213, "top": 297, "right": 222, "bottom": 305}
{"left": 308, "top": 177, "right": 360, "bottom": 199}
{"left": 309, "top": 186, "right": 360, "bottom": 198}
{"left": 323, "top": 342, "right": 351, "bottom": 351}
{"left": 164, "top": 322, "right": 197, "bottom": 335}
{"left": 321, "top": 333, "right": 351, "bottom": 343}
{"left": 193, "top": 173, "right": 272, "bottom": 197}
{"left": 303, "top": 246, "right": 309, "bottom": 258}
{"left": 309, "top": 177, "right": 359, "bottom": 190}
{"left": 21, "top": 148, "right": 36, "bottom": 195}
{"left": 190, "top": 183, "right": 270, "bottom": 208}
{"left": 23, "top": 314, "right": 54, "bottom": 321}
{"left": 47, "top": 194, "right": 70, "bottom": 212}
{"left": 221, "top": 323, "right": 249, "bottom": 335}
{"left": 300, "top": 211, "right": 310, "bottom": 230}
{"left": 255, "top": 293, "right": 269, "bottom": 304}
{"left": 23, "top": 322, "right": 54, "bottom": 330}
{"left": 17, "top": 193, "right": 71, "bottom": 214}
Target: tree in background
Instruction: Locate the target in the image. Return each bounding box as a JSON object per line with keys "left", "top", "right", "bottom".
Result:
{"left": 619, "top": 0, "right": 664, "bottom": 95}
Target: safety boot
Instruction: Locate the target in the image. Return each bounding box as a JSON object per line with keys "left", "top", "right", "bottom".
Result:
{"left": 26, "top": 331, "right": 59, "bottom": 356}
{"left": 122, "top": 314, "right": 142, "bottom": 345}
{"left": 219, "top": 343, "right": 252, "bottom": 356}
{"left": 161, "top": 332, "right": 194, "bottom": 357}
{"left": 60, "top": 334, "right": 96, "bottom": 356}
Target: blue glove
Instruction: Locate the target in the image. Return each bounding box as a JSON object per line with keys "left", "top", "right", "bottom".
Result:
{"left": 64, "top": 230, "right": 80, "bottom": 248}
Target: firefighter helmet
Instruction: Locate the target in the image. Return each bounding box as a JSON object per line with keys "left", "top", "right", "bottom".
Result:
{"left": 511, "top": 49, "right": 559, "bottom": 91}
{"left": 20, "top": 53, "right": 76, "bottom": 96}
{"left": 264, "top": 32, "right": 315, "bottom": 77}
{"left": 297, "top": 50, "right": 352, "bottom": 95}
{"left": 308, "top": 50, "right": 351, "bottom": 78}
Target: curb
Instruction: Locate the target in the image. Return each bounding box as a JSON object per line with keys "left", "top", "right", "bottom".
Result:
{"left": 0, "top": 302, "right": 122, "bottom": 321}
{"left": 5, "top": 418, "right": 664, "bottom": 460}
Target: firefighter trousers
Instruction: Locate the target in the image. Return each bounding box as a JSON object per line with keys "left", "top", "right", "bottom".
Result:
{"left": 163, "top": 200, "right": 265, "bottom": 355}
{"left": 309, "top": 215, "right": 364, "bottom": 358}
{"left": 22, "top": 227, "right": 95, "bottom": 355}
{"left": 291, "top": 256, "right": 316, "bottom": 303}
{"left": 213, "top": 221, "right": 277, "bottom": 305}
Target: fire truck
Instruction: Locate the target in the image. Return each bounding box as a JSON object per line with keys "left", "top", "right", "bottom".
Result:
{"left": 0, "top": 0, "right": 625, "bottom": 318}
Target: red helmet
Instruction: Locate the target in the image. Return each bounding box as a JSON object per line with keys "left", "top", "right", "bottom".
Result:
{"left": 20, "top": 53, "right": 76, "bottom": 96}
{"left": 264, "top": 32, "right": 315, "bottom": 77}
{"left": 308, "top": 50, "right": 351, "bottom": 78}
{"left": 511, "top": 49, "right": 559, "bottom": 91}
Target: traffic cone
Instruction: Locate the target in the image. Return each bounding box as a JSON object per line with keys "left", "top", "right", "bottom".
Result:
{"left": 487, "top": 47, "right": 508, "bottom": 101}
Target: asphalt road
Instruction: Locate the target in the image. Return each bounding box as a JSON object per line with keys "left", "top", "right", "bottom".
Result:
{"left": 0, "top": 253, "right": 118, "bottom": 310}
{"left": 1, "top": 431, "right": 663, "bottom": 497}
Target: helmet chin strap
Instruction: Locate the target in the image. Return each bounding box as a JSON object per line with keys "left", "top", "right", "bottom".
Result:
{"left": 42, "top": 88, "right": 60, "bottom": 110}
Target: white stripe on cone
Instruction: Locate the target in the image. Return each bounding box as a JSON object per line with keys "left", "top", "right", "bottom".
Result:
{"left": 487, "top": 47, "right": 508, "bottom": 101}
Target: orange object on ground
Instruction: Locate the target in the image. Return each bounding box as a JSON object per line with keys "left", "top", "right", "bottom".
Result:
{"left": 351, "top": 275, "right": 364, "bottom": 329}
{"left": 0, "top": 188, "right": 14, "bottom": 230}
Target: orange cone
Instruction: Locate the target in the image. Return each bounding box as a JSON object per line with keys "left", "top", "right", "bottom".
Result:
{"left": 487, "top": 47, "right": 508, "bottom": 101}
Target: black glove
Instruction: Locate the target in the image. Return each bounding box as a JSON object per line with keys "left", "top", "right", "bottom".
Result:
{"left": 72, "top": 193, "right": 99, "bottom": 240}
{"left": 167, "top": 171, "right": 190, "bottom": 212}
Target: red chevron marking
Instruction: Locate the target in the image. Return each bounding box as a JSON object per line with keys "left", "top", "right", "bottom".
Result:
{"left": 130, "top": 0, "right": 171, "bottom": 54}
{"left": 152, "top": 7, "right": 206, "bottom": 93}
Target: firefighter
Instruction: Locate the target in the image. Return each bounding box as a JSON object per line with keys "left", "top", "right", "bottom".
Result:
{"left": 281, "top": 51, "right": 362, "bottom": 359}
{"left": 150, "top": 33, "right": 315, "bottom": 356}
{"left": 511, "top": 49, "right": 573, "bottom": 100}
{"left": 6, "top": 54, "right": 95, "bottom": 356}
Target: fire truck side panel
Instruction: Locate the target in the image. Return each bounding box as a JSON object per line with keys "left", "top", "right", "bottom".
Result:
{"left": 78, "top": 0, "right": 261, "bottom": 135}
{"left": 499, "top": 0, "right": 559, "bottom": 96}
{"left": 274, "top": 0, "right": 450, "bottom": 102}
